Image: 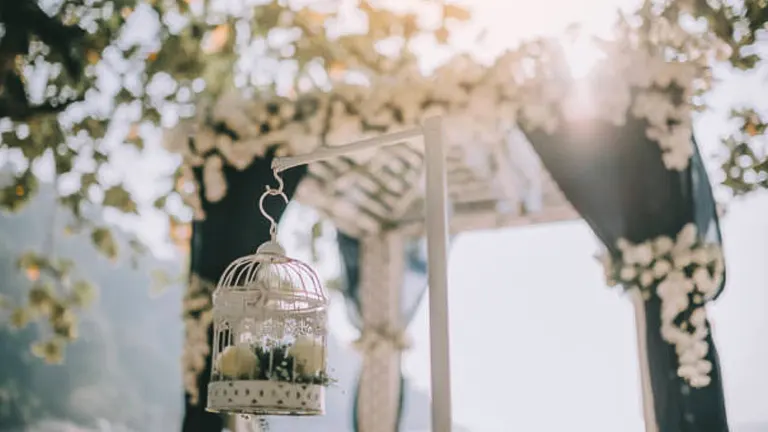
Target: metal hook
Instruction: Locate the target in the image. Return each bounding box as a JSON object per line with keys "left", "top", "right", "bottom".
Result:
{"left": 259, "top": 169, "right": 289, "bottom": 241}
{"left": 271, "top": 169, "right": 284, "bottom": 194}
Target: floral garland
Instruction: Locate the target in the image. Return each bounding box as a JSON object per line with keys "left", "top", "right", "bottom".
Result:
{"left": 599, "top": 223, "right": 725, "bottom": 388}
{"left": 163, "top": 15, "right": 730, "bottom": 218}
{"left": 181, "top": 273, "right": 216, "bottom": 405}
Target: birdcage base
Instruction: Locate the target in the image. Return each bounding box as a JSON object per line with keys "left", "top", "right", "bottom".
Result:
{"left": 207, "top": 380, "right": 325, "bottom": 416}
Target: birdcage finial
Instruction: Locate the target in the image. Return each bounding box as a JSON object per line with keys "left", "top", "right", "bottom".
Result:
{"left": 259, "top": 168, "right": 289, "bottom": 243}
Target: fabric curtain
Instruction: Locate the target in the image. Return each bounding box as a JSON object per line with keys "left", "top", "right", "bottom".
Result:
{"left": 524, "top": 112, "right": 728, "bottom": 432}
{"left": 182, "top": 149, "right": 307, "bottom": 432}
{"left": 337, "top": 231, "right": 429, "bottom": 432}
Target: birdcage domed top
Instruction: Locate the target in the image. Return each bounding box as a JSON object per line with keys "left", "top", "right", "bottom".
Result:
{"left": 213, "top": 240, "right": 328, "bottom": 315}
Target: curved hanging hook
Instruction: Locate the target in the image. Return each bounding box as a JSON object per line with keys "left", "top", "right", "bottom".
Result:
{"left": 259, "top": 168, "right": 289, "bottom": 241}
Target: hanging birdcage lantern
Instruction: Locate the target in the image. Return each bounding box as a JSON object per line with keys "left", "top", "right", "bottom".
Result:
{"left": 206, "top": 171, "right": 330, "bottom": 416}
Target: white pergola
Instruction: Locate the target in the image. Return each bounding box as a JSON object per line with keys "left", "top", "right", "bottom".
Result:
{"left": 291, "top": 125, "right": 576, "bottom": 240}
{"left": 277, "top": 120, "right": 578, "bottom": 432}
{"left": 171, "top": 89, "right": 672, "bottom": 431}
{"left": 170, "top": 22, "right": 709, "bottom": 428}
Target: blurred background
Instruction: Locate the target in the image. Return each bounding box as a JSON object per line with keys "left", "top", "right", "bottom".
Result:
{"left": 0, "top": 0, "right": 767, "bottom": 431}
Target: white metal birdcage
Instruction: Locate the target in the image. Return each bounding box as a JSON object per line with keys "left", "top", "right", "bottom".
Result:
{"left": 206, "top": 175, "right": 330, "bottom": 416}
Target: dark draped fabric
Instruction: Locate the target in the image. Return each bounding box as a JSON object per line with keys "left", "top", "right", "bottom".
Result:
{"left": 182, "top": 149, "right": 307, "bottom": 432}
{"left": 524, "top": 113, "right": 728, "bottom": 431}
{"left": 337, "top": 231, "right": 429, "bottom": 432}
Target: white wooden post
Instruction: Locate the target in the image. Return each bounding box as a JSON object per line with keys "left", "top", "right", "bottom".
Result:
{"left": 273, "top": 117, "right": 453, "bottom": 432}
{"left": 357, "top": 229, "right": 405, "bottom": 432}
{"left": 630, "top": 289, "right": 659, "bottom": 432}
{"left": 422, "top": 117, "right": 453, "bottom": 432}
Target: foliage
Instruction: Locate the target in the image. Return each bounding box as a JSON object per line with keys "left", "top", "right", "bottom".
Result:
{"left": 0, "top": 190, "right": 184, "bottom": 430}
{"left": 0, "top": 0, "right": 467, "bottom": 361}
{"left": 721, "top": 108, "right": 767, "bottom": 195}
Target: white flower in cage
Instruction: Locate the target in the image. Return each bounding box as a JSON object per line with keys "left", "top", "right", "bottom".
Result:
{"left": 290, "top": 335, "right": 324, "bottom": 375}
{"left": 217, "top": 343, "right": 260, "bottom": 379}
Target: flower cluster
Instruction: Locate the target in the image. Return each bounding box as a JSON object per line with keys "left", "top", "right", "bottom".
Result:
{"left": 214, "top": 335, "right": 332, "bottom": 386}
{"left": 181, "top": 274, "right": 216, "bottom": 405}
{"left": 162, "top": 13, "right": 730, "bottom": 217}
{"left": 600, "top": 223, "right": 725, "bottom": 388}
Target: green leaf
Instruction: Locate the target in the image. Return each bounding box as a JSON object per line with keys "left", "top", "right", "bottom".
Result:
{"left": 0, "top": 294, "right": 11, "bottom": 309}
{"left": 325, "top": 277, "right": 342, "bottom": 292}
{"left": 81, "top": 172, "right": 98, "bottom": 189}
{"left": 149, "top": 269, "right": 176, "bottom": 296}
{"left": 153, "top": 195, "right": 168, "bottom": 210}
{"left": 103, "top": 186, "right": 138, "bottom": 214}
{"left": 732, "top": 54, "right": 761, "bottom": 70}
{"left": 17, "top": 251, "right": 45, "bottom": 272}
{"left": 91, "top": 227, "right": 119, "bottom": 260}
{"left": 70, "top": 280, "right": 97, "bottom": 308}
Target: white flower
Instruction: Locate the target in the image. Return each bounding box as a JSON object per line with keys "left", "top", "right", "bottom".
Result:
{"left": 676, "top": 223, "right": 698, "bottom": 249}
{"left": 689, "top": 307, "right": 707, "bottom": 327}
{"left": 217, "top": 343, "right": 260, "bottom": 379}
{"left": 691, "top": 247, "right": 710, "bottom": 265}
{"left": 290, "top": 335, "right": 324, "bottom": 375}
{"left": 689, "top": 375, "right": 712, "bottom": 388}
{"left": 672, "top": 250, "right": 693, "bottom": 269}
{"left": 706, "top": 245, "right": 723, "bottom": 263}
{"left": 690, "top": 340, "right": 709, "bottom": 358}
{"left": 653, "top": 236, "right": 674, "bottom": 255}
{"left": 616, "top": 238, "right": 631, "bottom": 251}
{"left": 203, "top": 155, "right": 227, "bottom": 202}
{"left": 652, "top": 260, "right": 672, "bottom": 278}
{"left": 640, "top": 271, "right": 655, "bottom": 287}
{"left": 692, "top": 267, "right": 718, "bottom": 298}
{"left": 620, "top": 266, "right": 637, "bottom": 281}
{"left": 696, "top": 359, "right": 713, "bottom": 375}
{"left": 662, "top": 148, "right": 692, "bottom": 171}
{"left": 597, "top": 253, "right": 615, "bottom": 285}
{"left": 635, "top": 243, "right": 654, "bottom": 266}
{"left": 624, "top": 244, "right": 648, "bottom": 265}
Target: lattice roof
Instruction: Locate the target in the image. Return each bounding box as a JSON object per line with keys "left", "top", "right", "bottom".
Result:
{"left": 283, "top": 128, "right": 575, "bottom": 237}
